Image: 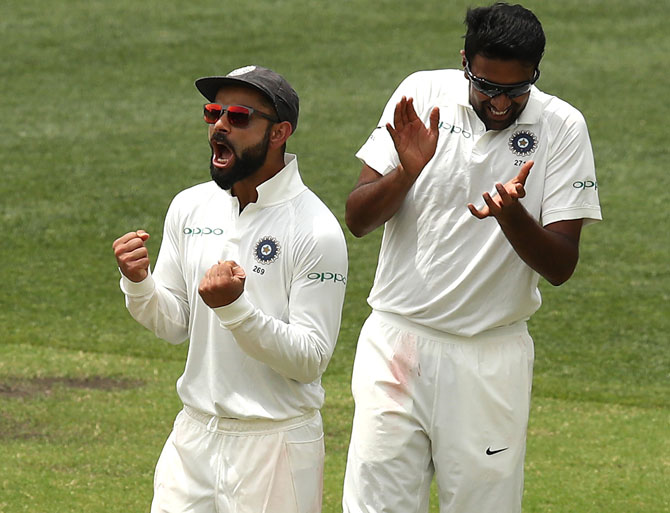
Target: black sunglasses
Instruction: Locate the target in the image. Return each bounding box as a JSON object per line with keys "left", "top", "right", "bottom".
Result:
{"left": 464, "top": 60, "right": 540, "bottom": 99}
{"left": 203, "top": 103, "right": 279, "bottom": 128}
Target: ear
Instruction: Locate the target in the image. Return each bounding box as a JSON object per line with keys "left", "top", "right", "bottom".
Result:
{"left": 460, "top": 49, "right": 467, "bottom": 68}
{"left": 269, "top": 121, "right": 293, "bottom": 150}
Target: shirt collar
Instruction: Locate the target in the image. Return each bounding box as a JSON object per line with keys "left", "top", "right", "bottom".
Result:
{"left": 253, "top": 153, "right": 307, "bottom": 207}
{"left": 514, "top": 88, "right": 543, "bottom": 125}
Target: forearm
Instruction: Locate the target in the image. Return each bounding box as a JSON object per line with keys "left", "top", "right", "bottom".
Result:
{"left": 120, "top": 272, "right": 190, "bottom": 343}
{"left": 214, "top": 294, "right": 340, "bottom": 384}
{"left": 345, "top": 166, "right": 416, "bottom": 237}
{"left": 497, "top": 208, "right": 581, "bottom": 286}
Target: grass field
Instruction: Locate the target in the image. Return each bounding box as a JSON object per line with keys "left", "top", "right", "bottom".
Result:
{"left": 1, "top": 0, "right": 668, "bottom": 511}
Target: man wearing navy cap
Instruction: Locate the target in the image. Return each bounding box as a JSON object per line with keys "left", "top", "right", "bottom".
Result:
{"left": 113, "top": 65, "right": 348, "bottom": 513}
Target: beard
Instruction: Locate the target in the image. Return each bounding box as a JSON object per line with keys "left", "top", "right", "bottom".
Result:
{"left": 210, "top": 127, "right": 272, "bottom": 190}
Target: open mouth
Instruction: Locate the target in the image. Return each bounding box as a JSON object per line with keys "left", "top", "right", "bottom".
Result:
{"left": 211, "top": 133, "right": 235, "bottom": 169}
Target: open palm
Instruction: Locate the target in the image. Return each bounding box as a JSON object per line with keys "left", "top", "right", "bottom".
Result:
{"left": 386, "top": 96, "right": 440, "bottom": 179}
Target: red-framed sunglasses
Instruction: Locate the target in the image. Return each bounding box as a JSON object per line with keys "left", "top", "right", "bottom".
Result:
{"left": 203, "top": 103, "right": 279, "bottom": 128}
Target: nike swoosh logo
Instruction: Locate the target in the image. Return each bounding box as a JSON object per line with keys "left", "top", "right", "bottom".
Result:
{"left": 486, "top": 447, "right": 509, "bottom": 455}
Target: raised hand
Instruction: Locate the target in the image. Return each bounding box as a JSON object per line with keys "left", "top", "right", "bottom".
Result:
{"left": 198, "top": 260, "right": 247, "bottom": 308}
{"left": 468, "top": 160, "right": 533, "bottom": 221}
{"left": 113, "top": 230, "right": 151, "bottom": 282}
{"left": 386, "top": 96, "right": 440, "bottom": 179}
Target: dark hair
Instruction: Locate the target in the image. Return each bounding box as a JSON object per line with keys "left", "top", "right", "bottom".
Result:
{"left": 464, "top": 3, "right": 545, "bottom": 68}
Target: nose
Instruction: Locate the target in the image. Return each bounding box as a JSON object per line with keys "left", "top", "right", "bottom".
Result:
{"left": 213, "top": 112, "right": 231, "bottom": 132}
{"left": 490, "top": 93, "right": 512, "bottom": 110}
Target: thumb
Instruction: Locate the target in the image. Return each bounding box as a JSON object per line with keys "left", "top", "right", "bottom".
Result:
{"left": 386, "top": 122, "right": 398, "bottom": 145}
{"left": 136, "top": 230, "right": 150, "bottom": 241}
{"left": 231, "top": 264, "right": 247, "bottom": 280}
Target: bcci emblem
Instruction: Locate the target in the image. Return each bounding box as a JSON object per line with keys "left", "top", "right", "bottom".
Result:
{"left": 254, "top": 236, "right": 281, "bottom": 264}
{"left": 508, "top": 130, "right": 538, "bottom": 156}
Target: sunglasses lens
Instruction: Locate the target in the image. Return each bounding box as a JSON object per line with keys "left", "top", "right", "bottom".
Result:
{"left": 473, "top": 81, "right": 498, "bottom": 97}
{"left": 507, "top": 85, "right": 531, "bottom": 98}
{"left": 202, "top": 104, "right": 254, "bottom": 127}
{"left": 475, "top": 80, "right": 532, "bottom": 98}
{"left": 226, "top": 105, "right": 252, "bottom": 127}
{"left": 203, "top": 103, "right": 223, "bottom": 124}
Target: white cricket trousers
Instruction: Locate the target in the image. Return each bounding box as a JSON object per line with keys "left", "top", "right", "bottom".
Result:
{"left": 151, "top": 406, "right": 325, "bottom": 513}
{"left": 343, "top": 311, "right": 534, "bottom": 513}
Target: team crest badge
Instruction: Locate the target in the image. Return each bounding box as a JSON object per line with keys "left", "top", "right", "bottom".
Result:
{"left": 254, "top": 236, "right": 281, "bottom": 264}
{"left": 508, "top": 130, "right": 538, "bottom": 156}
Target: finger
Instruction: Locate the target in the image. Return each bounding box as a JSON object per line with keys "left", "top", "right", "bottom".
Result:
{"left": 126, "top": 236, "right": 148, "bottom": 250}
{"left": 216, "top": 261, "right": 240, "bottom": 279}
{"left": 482, "top": 192, "right": 501, "bottom": 215}
{"left": 117, "top": 247, "right": 149, "bottom": 274}
{"left": 393, "top": 97, "right": 406, "bottom": 130}
{"left": 467, "top": 203, "right": 488, "bottom": 219}
{"left": 113, "top": 231, "right": 141, "bottom": 248}
{"left": 122, "top": 254, "right": 150, "bottom": 270}
{"left": 515, "top": 160, "right": 533, "bottom": 185}
{"left": 113, "top": 231, "right": 149, "bottom": 255}
{"left": 124, "top": 246, "right": 149, "bottom": 261}
{"left": 114, "top": 237, "right": 145, "bottom": 258}
{"left": 495, "top": 183, "right": 512, "bottom": 204}
{"left": 515, "top": 183, "right": 526, "bottom": 199}
{"left": 131, "top": 257, "right": 150, "bottom": 269}
{"left": 404, "top": 97, "right": 418, "bottom": 124}
{"left": 428, "top": 106, "right": 440, "bottom": 134}
{"left": 400, "top": 97, "right": 411, "bottom": 127}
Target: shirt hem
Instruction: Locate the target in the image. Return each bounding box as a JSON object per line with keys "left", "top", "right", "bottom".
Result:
{"left": 371, "top": 309, "right": 528, "bottom": 342}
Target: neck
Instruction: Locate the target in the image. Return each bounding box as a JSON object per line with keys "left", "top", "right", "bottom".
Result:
{"left": 232, "top": 153, "right": 286, "bottom": 211}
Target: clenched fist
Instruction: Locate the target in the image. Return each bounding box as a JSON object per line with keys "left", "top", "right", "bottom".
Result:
{"left": 113, "top": 230, "right": 151, "bottom": 282}
{"left": 198, "top": 260, "right": 247, "bottom": 308}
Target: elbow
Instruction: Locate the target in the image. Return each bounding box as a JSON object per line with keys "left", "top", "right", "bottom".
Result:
{"left": 345, "top": 217, "right": 369, "bottom": 238}
{"left": 345, "top": 201, "right": 365, "bottom": 238}
{"left": 345, "top": 204, "right": 375, "bottom": 238}
{"left": 542, "top": 224, "right": 582, "bottom": 286}
{"left": 155, "top": 325, "right": 189, "bottom": 345}
{"left": 547, "top": 275, "right": 569, "bottom": 287}
{"left": 545, "top": 262, "right": 578, "bottom": 286}
{"left": 293, "top": 366, "right": 324, "bottom": 385}
{"left": 294, "top": 371, "right": 321, "bottom": 385}
{"left": 293, "top": 352, "right": 331, "bottom": 384}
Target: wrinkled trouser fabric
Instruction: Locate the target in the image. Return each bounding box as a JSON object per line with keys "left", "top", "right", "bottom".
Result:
{"left": 343, "top": 311, "right": 534, "bottom": 513}
{"left": 151, "top": 407, "right": 324, "bottom": 513}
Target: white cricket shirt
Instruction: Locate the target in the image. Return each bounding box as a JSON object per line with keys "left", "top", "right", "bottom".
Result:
{"left": 357, "top": 69, "right": 601, "bottom": 337}
{"left": 120, "top": 154, "right": 348, "bottom": 420}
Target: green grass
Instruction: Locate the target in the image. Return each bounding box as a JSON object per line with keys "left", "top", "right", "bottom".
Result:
{"left": 1, "top": 0, "right": 668, "bottom": 512}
